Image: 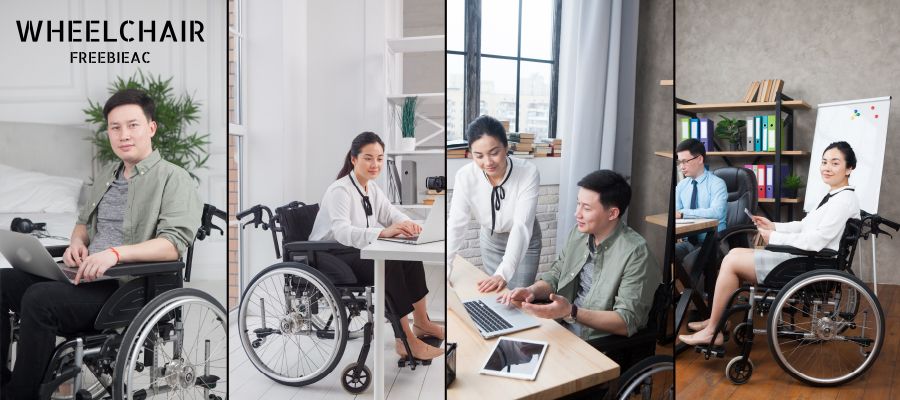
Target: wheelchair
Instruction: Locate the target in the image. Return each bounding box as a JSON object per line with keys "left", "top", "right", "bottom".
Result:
{"left": 695, "top": 212, "right": 897, "bottom": 386}
{"left": 5, "top": 204, "right": 228, "bottom": 400}
{"left": 235, "top": 201, "right": 440, "bottom": 394}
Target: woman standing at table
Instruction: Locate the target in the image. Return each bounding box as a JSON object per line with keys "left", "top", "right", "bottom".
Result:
{"left": 447, "top": 115, "right": 541, "bottom": 292}
{"left": 310, "top": 131, "right": 443, "bottom": 360}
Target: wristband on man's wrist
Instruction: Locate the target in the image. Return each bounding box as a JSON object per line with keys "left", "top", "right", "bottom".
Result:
{"left": 109, "top": 247, "right": 121, "bottom": 264}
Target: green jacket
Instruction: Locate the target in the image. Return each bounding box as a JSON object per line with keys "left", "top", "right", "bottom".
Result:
{"left": 76, "top": 150, "right": 202, "bottom": 257}
{"left": 540, "top": 222, "right": 661, "bottom": 340}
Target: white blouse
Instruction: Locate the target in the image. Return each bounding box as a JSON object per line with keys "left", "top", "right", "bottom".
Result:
{"left": 769, "top": 186, "right": 861, "bottom": 251}
{"left": 447, "top": 156, "right": 540, "bottom": 281}
{"left": 310, "top": 174, "right": 411, "bottom": 249}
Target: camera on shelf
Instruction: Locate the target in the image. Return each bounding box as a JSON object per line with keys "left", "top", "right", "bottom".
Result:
{"left": 425, "top": 176, "right": 446, "bottom": 193}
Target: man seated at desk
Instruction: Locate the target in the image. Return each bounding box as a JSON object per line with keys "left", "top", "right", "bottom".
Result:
{"left": 499, "top": 170, "right": 660, "bottom": 340}
{"left": 674, "top": 138, "right": 727, "bottom": 260}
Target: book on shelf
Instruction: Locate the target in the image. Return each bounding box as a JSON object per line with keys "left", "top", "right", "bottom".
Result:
{"left": 511, "top": 142, "right": 534, "bottom": 152}
{"left": 447, "top": 139, "right": 468, "bottom": 149}
{"left": 500, "top": 120, "right": 510, "bottom": 132}
{"left": 743, "top": 80, "right": 760, "bottom": 103}
{"left": 769, "top": 79, "right": 784, "bottom": 101}
{"left": 447, "top": 148, "right": 468, "bottom": 159}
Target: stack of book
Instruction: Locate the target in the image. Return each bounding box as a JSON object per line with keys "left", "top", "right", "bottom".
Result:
{"left": 508, "top": 132, "right": 535, "bottom": 157}
{"left": 551, "top": 138, "right": 563, "bottom": 157}
{"left": 741, "top": 79, "right": 785, "bottom": 103}
{"left": 447, "top": 148, "right": 468, "bottom": 159}
{"left": 533, "top": 141, "right": 552, "bottom": 157}
{"left": 745, "top": 115, "right": 786, "bottom": 152}
{"left": 745, "top": 164, "right": 793, "bottom": 199}
{"left": 447, "top": 139, "right": 468, "bottom": 159}
{"left": 500, "top": 120, "right": 511, "bottom": 132}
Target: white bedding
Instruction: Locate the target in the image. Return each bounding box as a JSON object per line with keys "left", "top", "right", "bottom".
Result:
{"left": 0, "top": 212, "right": 75, "bottom": 269}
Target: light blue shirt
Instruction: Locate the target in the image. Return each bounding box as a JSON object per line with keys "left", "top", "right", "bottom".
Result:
{"left": 676, "top": 169, "right": 728, "bottom": 232}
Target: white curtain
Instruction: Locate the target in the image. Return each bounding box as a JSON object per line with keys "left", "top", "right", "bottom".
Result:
{"left": 556, "top": 0, "right": 639, "bottom": 250}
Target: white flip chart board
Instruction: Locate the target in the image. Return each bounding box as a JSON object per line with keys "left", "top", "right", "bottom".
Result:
{"left": 804, "top": 96, "right": 891, "bottom": 213}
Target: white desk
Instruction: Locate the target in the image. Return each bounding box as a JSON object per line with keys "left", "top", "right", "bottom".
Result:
{"left": 360, "top": 239, "right": 445, "bottom": 400}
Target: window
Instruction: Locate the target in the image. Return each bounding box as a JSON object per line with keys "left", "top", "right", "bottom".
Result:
{"left": 227, "top": 0, "right": 245, "bottom": 311}
{"left": 447, "top": 0, "right": 560, "bottom": 142}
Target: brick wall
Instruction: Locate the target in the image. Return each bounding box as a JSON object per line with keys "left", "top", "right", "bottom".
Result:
{"left": 227, "top": 135, "right": 239, "bottom": 310}
{"left": 448, "top": 184, "right": 561, "bottom": 275}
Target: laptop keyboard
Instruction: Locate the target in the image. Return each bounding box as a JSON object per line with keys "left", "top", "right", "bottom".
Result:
{"left": 463, "top": 300, "right": 513, "bottom": 333}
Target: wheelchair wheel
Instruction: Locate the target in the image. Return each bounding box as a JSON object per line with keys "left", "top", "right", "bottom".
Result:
{"left": 614, "top": 355, "right": 673, "bottom": 400}
{"left": 238, "top": 262, "right": 347, "bottom": 386}
{"left": 767, "top": 270, "right": 884, "bottom": 386}
{"left": 725, "top": 356, "right": 753, "bottom": 385}
{"left": 340, "top": 362, "right": 371, "bottom": 394}
{"left": 112, "top": 288, "right": 227, "bottom": 400}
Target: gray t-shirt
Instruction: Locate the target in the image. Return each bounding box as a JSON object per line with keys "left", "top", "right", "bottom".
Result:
{"left": 567, "top": 240, "right": 596, "bottom": 337}
{"left": 88, "top": 169, "right": 128, "bottom": 255}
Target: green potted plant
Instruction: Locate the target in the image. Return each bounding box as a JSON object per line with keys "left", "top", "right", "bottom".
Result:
{"left": 84, "top": 70, "right": 209, "bottom": 180}
{"left": 714, "top": 115, "right": 746, "bottom": 151}
{"left": 397, "top": 96, "right": 418, "bottom": 151}
{"left": 782, "top": 174, "right": 804, "bottom": 198}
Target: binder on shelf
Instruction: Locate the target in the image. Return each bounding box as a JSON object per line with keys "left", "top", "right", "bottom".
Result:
{"left": 690, "top": 118, "right": 699, "bottom": 142}
{"left": 766, "top": 165, "right": 774, "bottom": 198}
{"left": 681, "top": 118, "right": 691, "bottom": 140}
{"left": 767, "top": 115, "right": 775, "bottom": 151}
{"left": 778, "top": 164, "right": 792, "bottom": 197}
{"left": 699, "top": 118, "right": 712, "bottom": 151}
{"left": 746, "top": 117, "right": 755, "bottom": 151}
{"left": 754, "top": 116, "right": 762, "bottom": 151}
{"left": 761, "top": 115, "right": 768, "bottom": 152}
{"left": 756, "top": 165, "right": 766, "bottom": 199}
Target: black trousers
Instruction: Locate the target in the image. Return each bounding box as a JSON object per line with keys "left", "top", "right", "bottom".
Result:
{"left": 330, "top": 249, "right": 429, "bottom": 318}
{"left": 1, "top": 268, "right": 118, "bottom": 400}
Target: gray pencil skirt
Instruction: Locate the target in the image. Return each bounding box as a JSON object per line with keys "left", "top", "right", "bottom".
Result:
{"left": 478, "top": 219, "right": 542, "bottom": 289}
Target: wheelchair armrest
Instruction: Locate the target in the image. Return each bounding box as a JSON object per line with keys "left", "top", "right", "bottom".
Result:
{"left": 283, "top": 240, "right": 353, "bottom": 253}
{"left": 716, "top": 223, "right": 758, "bottom": 243}
{"left": 104, "top": 261, "right": 184, "bottom": 277}
{"left": 764, "top": 244, "right": 838, "bottom": 258}
{"left": 45, "top": 245, "right": 68, "bottom": 258}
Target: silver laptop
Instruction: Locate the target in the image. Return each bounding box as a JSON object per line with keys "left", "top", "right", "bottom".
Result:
{"left": 448, "top": 286, "right": 540, "bottom": 339}
{"left": 0, "top": 230, "right": 114, "bottom": 284}
{"left": 380, "top": 197, "right": 445, "bottom": 245}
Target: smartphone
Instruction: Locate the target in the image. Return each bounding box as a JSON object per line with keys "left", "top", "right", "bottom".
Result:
{"left": 744, "top": 207, "right": 755, "bottom": 221}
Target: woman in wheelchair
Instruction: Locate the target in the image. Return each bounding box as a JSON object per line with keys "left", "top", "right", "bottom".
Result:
{"left": 308, "top": 131, "right": 444, "bottom": 361}
{"left": 679, "top": 141, "right": 861, "bottom": 347}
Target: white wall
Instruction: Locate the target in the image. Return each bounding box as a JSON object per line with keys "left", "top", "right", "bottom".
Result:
{"left": 0, "top": 0, "right": 227, "bottom": 283}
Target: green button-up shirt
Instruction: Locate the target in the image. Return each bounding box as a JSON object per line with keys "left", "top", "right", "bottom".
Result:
{"left": 540, "top": 221, "right": 661, "bottom": 340}
{"left": 76, "top": 150, "right": 201, "bottom": 257}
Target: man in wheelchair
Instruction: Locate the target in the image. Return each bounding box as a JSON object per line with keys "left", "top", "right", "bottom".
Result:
{"left": 1, "top": 89, "right": 202, "bottom": 399}
{"left": 499, "top": 170, "right": 662, "bottom": 369}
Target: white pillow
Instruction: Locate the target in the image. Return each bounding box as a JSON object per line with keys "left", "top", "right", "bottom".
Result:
{"left": 0, "top": 164, "right": 83, "bottom": 213}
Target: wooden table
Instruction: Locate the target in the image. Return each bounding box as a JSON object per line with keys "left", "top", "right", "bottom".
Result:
{"left": 646, "top": 213, "right": 719, "bottom": 353}
{"left": 446, "top": 257, "right": 619, "bottom": 399}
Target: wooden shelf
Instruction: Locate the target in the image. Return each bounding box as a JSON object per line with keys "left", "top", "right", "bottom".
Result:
{"left": 677, "top": 101, "right": 810, "bottom": 113}
{"left": 655, "top": 150, "right": 808, "bottom": 158}
{"left": 660, "top": 80, "right": 674, "bottom": 86}
{"left": 387, "top": 149, "right": 445, "bottom": 156}
{"left": 387, "top": 35, "right": 445, "bottom": 53}
{"left": 759, "top": 197, "right": 802, "bottom": 204}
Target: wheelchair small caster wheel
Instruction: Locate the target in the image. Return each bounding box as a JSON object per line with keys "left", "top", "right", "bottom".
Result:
{"left": 733, "top": 322, "right": 752, "bottom": 347}
{"left": 726, "top": 356, "right": 754, "bottom": 385}
{"left": 341, "top": 362, "right": 371, "bottom": 394}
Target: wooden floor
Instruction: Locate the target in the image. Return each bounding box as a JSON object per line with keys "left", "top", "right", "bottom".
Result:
{"left": 675, "top": 284, "right": 900, "bottom": 399}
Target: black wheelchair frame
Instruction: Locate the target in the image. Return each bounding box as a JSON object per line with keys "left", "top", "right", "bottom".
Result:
{"left": 694, "top": 212, "right": 898, "bottom": 386}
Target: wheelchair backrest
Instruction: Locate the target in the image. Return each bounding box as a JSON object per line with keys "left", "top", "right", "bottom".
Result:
{"left": 275, "top": 202, "right": 319, "bottom": 243}
{"left": 836, "top": 218, "right": 863, "bottom": 272}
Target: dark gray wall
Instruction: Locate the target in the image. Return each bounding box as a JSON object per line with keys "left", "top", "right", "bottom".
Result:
{"left": 629, "top": 0, "right": 673, "bottom": 268}
{"left": 677, "top": 0, "right": 900, "bottom": 284}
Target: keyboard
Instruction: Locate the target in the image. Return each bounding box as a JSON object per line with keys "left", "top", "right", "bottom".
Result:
{"left": 463, "top": 300, "right": 513, "bottom": 333}
{"left": 61, "top": 267, "right": 77, "bottom": 279}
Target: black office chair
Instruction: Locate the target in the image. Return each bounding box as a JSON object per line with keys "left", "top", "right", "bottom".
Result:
{"left": 713, "top": 166, "right": 759, "bottom": 253}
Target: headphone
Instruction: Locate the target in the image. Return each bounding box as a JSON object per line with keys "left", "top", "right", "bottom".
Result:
{"left": 11, "top": 218, "right": 46, "bottom": 234}
{"left": 348, "top": 174, "right": 373, "bottom": 227}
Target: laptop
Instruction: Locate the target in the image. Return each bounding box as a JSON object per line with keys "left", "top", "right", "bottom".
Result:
{"left": 380, "top": 197, "right": 445, "bottom": 245}
{"left": 448, "top": 286, "right": 540, "bottom": 339}
{"left": 0, "top": 230, "right": 115, "bottom": 284}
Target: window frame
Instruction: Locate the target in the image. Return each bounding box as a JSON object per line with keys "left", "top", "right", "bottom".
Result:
{"left": 447, "top": 0, "right": 561, "bottom": 140}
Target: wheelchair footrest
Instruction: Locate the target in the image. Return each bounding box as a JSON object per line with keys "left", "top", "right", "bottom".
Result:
{"left": 695, "top": 345, "right": 726, "bottom": 359}
{"left": 398, "top": 357, "right": 433, "bottom": 368}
